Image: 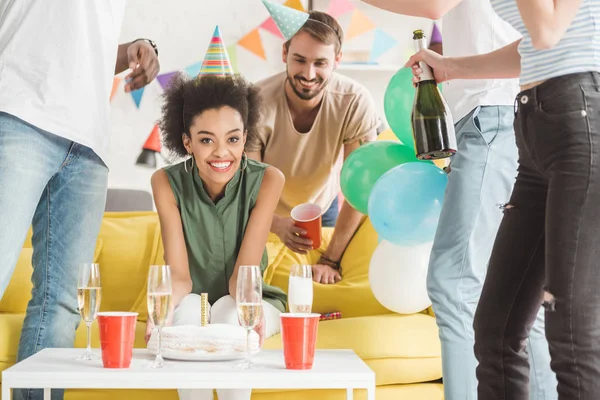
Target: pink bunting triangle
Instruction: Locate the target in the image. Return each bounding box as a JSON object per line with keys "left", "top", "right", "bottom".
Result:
{"left": 327, "top": 0, "right": 355, "bottom": 18}
{"left": 260, "top": 17, "right": 284, "bottom": 39}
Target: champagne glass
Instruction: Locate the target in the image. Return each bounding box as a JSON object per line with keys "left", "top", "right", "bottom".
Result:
{"left": 288, "top": 264, "right": 313, "bottom": 313}
{"left": 236, "top": 265, "right": 262, "bottom": 370}
{"left": 77, "top": 263, "right": 102, "bottom": 361}
{"left": 147, "top": 265, "right": 172, "bottom": 368}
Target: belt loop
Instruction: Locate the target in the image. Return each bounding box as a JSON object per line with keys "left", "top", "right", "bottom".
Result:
{"left": 592, "top": 72, "right": 600, "bottom": 92}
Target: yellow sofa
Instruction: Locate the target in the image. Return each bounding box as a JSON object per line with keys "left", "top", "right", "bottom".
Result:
{"left": 0, "top": 212, "right": 443, "bottom": 399}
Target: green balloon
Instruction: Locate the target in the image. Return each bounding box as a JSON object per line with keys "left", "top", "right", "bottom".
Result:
{"left": 384, "top": 68, "right": 444, "bottom": 151}
{"left": 340, "top": 141, "right": 432, "bottom": 215}
{"left": 384, "top": 68, "right": 416, "bottom": 151}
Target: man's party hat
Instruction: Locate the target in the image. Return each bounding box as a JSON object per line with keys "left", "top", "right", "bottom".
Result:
{"left": 199, "top": 26, "right": 234, "bottom": 76}
{"left": 261, "top": 0, "right": 310, "bottom": 41}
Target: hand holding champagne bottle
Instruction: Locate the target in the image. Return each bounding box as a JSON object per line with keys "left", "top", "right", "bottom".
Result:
{"left": 407, "top": 30, "right": 457, "bottom": 160}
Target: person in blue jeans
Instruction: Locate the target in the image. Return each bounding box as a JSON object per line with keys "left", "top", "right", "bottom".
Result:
{"left": 0, "top": 3, "right": 159, "bottom": 400}
{"left": 363, "top": 0, "right": 557, "bottom": 399}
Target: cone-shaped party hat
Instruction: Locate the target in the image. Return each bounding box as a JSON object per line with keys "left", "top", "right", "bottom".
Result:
{"left": 261, "top": 0, "right": 310, "bottom": 41}
{"left": 199, "top": 26, "right": 234, "bottom": 77}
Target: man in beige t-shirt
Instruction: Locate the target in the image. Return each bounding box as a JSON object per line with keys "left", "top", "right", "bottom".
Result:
{"left": 247, "top": 11, "right": 380, "bottom": 285}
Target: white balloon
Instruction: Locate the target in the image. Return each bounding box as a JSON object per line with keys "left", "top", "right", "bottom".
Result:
{"left": 369, "top": 240, "right": 433, "bottom": 314}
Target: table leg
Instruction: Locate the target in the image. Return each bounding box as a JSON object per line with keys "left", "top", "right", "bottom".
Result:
{"left": 346, "top": 388, "right": 353, "bottom": 400}
{"left": 44, "top": 388, "right": 50, "bottom": 400}
{"left": 367, "top": 384, "right": 376, "bottom": 400}
{"left": 2, "top": 384, "right": 10, "bottom": 400}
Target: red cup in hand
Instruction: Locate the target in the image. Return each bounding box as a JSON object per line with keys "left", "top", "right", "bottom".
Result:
{"left": 291, "top": 203, "right": 322, "bottom": 250}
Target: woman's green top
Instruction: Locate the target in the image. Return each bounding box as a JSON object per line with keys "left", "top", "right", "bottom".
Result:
{"left": 163, "top": 158, "right": 287, "bottom": 312}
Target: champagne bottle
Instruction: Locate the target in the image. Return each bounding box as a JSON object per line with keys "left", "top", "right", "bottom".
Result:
{"left": 411, "top": 29, "right": 457, "bottom": 160}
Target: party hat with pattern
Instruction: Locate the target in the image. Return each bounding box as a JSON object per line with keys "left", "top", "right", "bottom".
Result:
{"left": 261, "top": 0, "right": 310, "bottom": 41}
{"left": 199, "top": 26, "right": 234, "bottom": 76}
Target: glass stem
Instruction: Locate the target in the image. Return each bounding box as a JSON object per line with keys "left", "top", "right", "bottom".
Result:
{"left": 86, "top": 322, "right": 92, "bottom": 354}
{"left": 157, "top": 326, "right": 163, "bottom": 360}
{"left": 246, "top": 328, "right": 251, "bottom": 364}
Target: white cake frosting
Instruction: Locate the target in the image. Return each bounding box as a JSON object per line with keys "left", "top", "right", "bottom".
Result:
{"left": 147, "top": 324, "right": 260, "bottom": 355}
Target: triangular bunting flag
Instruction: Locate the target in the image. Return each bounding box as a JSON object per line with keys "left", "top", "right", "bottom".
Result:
{"left": 227, "top": 44, "right": 239, "bottom": 73}
{"left": 430, "top": 22, "right": 442, "bottom": 44}
{"left": 238, "top": 28, "right": 267, "bottom": 60}
{"left": 199, "top": 26, "right": 234, "bottom": 76}
{"left": 327, "top": 0, "right": 355, "bottom": 18}
{"left": 143, "top": 125, "right": 161, "bottom": 152}
{"left": 156, "top": 71, "right": 178, "bottom": 91}
{"left": 110, "top": 77, "right": 121, "bottom": 101}
{"left": 346, "top": 10, "right": 376, "bottom": 41}
{"left": 284, "top": 0, "right": 305, "bottom": 11}
{"left": 184, "top": 61, "right": 203, "bottom": 77}
{"left": 369, "top": 28, "right": 398, "bottom": 62}
{"left": 130, "top": 87, "right": 145, "bottom": 108}
{"left": 261, "top": 17, "right": 284, "bottom": 39}
{"left": 261, "top": 0, "right": 310, "bottom": 41}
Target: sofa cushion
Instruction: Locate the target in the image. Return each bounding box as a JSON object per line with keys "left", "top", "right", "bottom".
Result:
{"left": 96, "top": 212, "right": 162, "bottom": 316}
{"left": 263, "top": 314, "right": 441, "bottom": 385}
{"left": 265, "top": 218, "right": 393, "bottom": 319}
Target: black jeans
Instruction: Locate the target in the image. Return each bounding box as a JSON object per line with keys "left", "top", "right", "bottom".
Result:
{"left": 474, "top": 72, "right": 600, "bottom": 399}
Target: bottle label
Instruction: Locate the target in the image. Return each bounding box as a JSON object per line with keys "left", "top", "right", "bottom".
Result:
{"left": 418, "top": 61, "right": 435, "bottom": 81}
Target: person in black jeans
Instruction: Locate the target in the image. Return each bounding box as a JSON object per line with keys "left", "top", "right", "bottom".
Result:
{"left": 406, "top": 0, "right": 600, "bottom": 398}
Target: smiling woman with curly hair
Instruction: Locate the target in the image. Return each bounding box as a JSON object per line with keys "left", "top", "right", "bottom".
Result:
{"left": 148, "top": 72, "right": 287, "bottom": 400}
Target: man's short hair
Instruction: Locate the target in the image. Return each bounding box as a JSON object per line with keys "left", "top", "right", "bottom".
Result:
{"left": 285, "top": 11, "right": 344, "bottom": 55}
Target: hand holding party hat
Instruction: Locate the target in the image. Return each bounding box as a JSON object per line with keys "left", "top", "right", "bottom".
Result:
{"left": 261, "top": 0, "right": 310, "bottom": 41}
{"left": 199, "top": 26, "right": 234, "bottom": 77}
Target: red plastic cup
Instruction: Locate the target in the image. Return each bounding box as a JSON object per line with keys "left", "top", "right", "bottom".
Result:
{"left": 291, "top": 203, "right": 322, "bottom": 250}
{"left": 97, "top": 311, "right": 138, "bottom": 368}
{"left": 280, "top": 313, "right": 320, "bottom": 370}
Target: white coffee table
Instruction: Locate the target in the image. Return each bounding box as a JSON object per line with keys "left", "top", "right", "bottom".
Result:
{"left": 2, "top": 348, "right": 375, "bottom": 400}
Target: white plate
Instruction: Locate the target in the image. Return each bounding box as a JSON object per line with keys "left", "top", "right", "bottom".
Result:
{"left": 158, "top": 348, "right": 260, "bottom": 362}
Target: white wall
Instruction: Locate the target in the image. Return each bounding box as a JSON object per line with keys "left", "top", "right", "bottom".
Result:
{"left": 107, "top": 0, "right": 433, "bottom": 195}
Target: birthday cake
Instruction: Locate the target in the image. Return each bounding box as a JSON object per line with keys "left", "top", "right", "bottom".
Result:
{"left": 147, "top": 324, "right": 260, "bottom": 355}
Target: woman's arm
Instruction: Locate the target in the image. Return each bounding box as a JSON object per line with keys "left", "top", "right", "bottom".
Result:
{"left": 360, "top": 0, "right": 462, "bottom": 20}
{"left": 150, "top": 170, "right": 193, "bottom": 309}
{"left": 405, "top": 40, "right": 522, "bottom": 83}
{"left": 517, "top": 0, "right": 583, "bottom": 50}
{"left": 228, "top": 166, "right": 285, "bottom": 298}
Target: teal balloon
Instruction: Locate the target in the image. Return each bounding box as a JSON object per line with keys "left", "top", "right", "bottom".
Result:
{"left": 340, "top": 141, "right": 431, "bottom": 215}
{"left": 368, "top": 162, "right": 448, "bottom": 246}
{"left": 384, "top": 68, "right": 444, "bottom": 151}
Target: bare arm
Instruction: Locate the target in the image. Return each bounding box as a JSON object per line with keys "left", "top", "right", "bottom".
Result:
{"left": 449, "top": 39, "right": 521, "bottom": 80}
{"left": 318, "top": 135, "right": 373, "bottom": 269}
{"left": 361, "top": 0, "right": 461, "bottom": 20}
{"left": 151, "top": 170, "right": 193, "bottom": 309}
{"left": 228, "top": 166, "right": 285, "bottom": 298}
{"left": 516, "top": 0, "right": 583, "bottom": 50}
{"left": 405, "top": 40, "right": 522, "bottom": 83}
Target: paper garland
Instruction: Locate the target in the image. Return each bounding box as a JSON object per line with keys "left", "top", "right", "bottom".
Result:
{"left": 122, "top": 0, "right": 401, "bottom": 108}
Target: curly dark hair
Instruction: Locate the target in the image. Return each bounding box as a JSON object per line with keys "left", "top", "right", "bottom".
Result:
{"left": 159, "top": 73, "right": 262, "bottom": 157}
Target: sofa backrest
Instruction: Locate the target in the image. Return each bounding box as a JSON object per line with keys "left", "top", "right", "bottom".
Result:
{"left": 1, "top": 212, "right": 400, "bottom": 320}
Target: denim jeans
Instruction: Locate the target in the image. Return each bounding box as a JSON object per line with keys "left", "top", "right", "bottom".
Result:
{"left": 321, "top": 195, "right": 339, "bottom": 228}
{"left": 474, "top": 72, "right": 600, "bottom": 399}
{"left": 0, "top": 112, "right": 108, "bottom": 400}
{"left": 427, "top": 106, "right": 556, "bottom": 400}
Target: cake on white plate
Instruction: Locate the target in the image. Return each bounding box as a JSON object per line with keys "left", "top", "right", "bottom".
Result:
{"left": 147, "top": 324, "right": 260, "bottom": 356}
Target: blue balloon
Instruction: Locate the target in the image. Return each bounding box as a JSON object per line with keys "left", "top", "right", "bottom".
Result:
{"left": 368, "top": 162, "right": 448, "bottom": 246}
